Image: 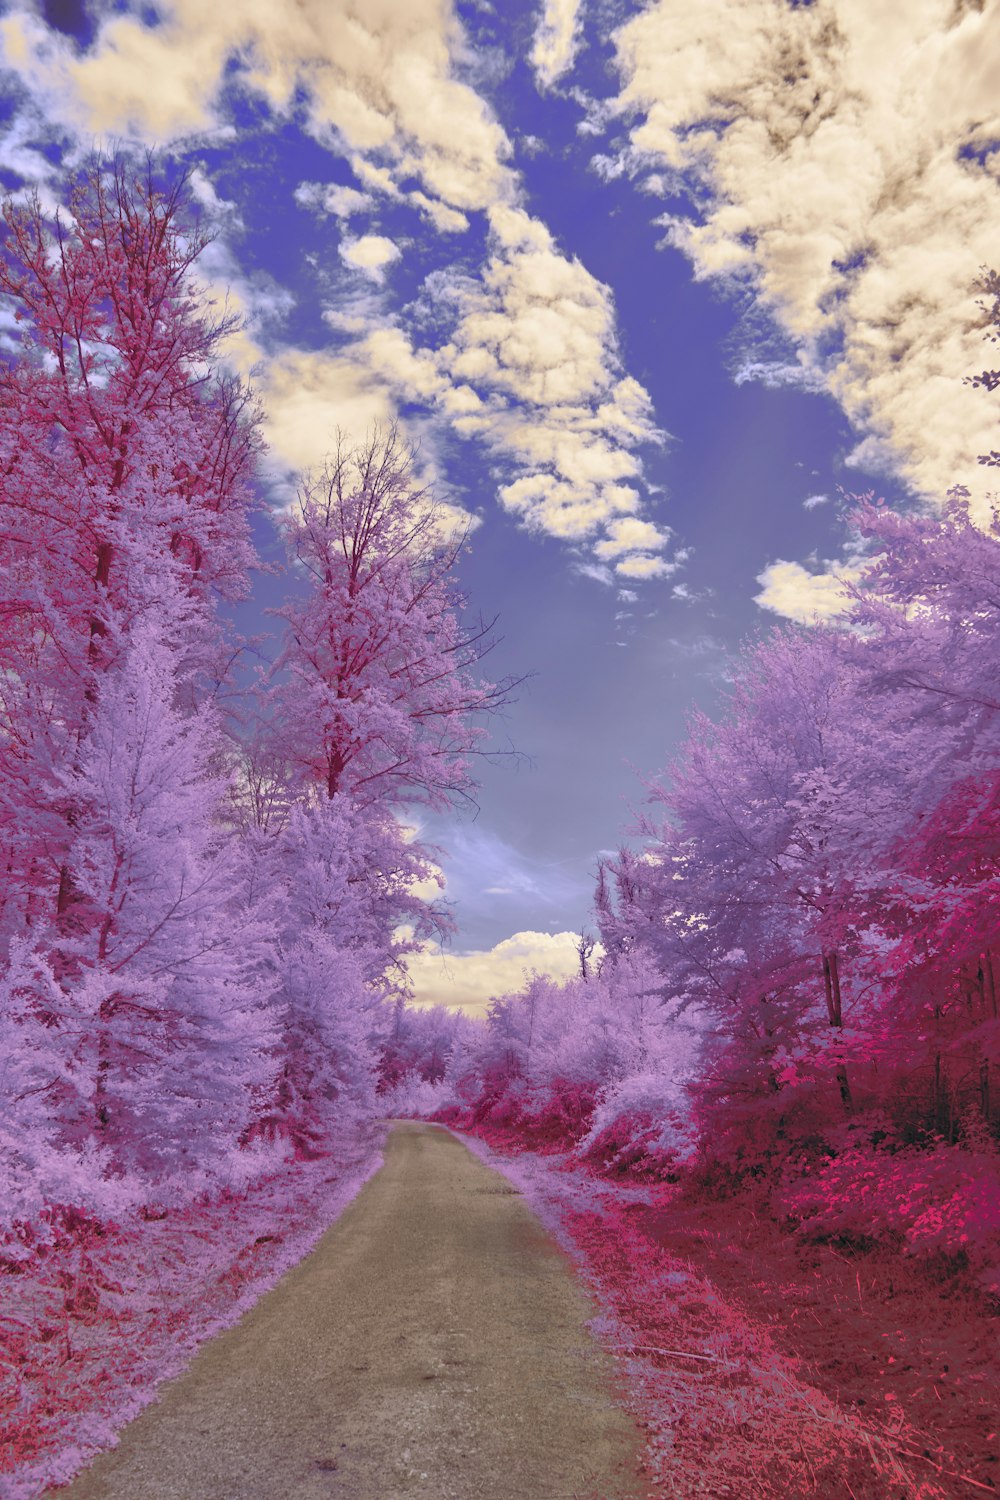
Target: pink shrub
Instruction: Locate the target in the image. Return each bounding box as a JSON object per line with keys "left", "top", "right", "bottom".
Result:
{"left": 578, "top": 1108, "right": 681, "bottom": 1181}
{"left": 517, "top": 1076, "right": 600, "bottom": 1149}
{"left": 778, "top": 1142, "right": 1000, "bottom": 1295}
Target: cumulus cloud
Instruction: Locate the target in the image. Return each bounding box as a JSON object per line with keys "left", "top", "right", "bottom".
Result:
{"left": 530, "top": 0, "right": 584, "bottom": 91}
{"left": 182, "top": 234, "right": 396, "bottom": 483}
{"left": 609, "top": 0, "right": 1000, "bottom": 510}
{"left": 0, "top": 0, "right": 516, "bottom": 216}
{"left": 754, "top": 558, "right": 860, "bottom": 623}
{"left": 406, "top": 929, "right": 590, "bottom": 1013}
{"left": 803, "top": 493, "right": 830, "bottom": 510}
{"left": 353, "top": 209, "right": 672, "bottom": 572}
{"left": 257, "top": 349, "right": 396, "bottom": 481}
{"left": 615, "top": 551, "right": 678, "bottom": 580}
{"left": 594, "top": 515, "right": 671, "bottom": 559}
{"left": 338, "top": 233, "right": 402, "bottom": 280}
{"left": 295, "top": 181, "right": 372, "bottom": 219}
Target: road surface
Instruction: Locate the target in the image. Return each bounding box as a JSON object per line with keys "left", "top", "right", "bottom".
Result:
{"left": 50, "top": 1121, "right": 646, "bottom": 1500}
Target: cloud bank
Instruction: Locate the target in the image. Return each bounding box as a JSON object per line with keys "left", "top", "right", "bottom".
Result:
{"left": 608, "top": 0, "right": 1000, "bottom": 511}
{"left": 406, "top": 929, "right": 589, "bottom": 1013}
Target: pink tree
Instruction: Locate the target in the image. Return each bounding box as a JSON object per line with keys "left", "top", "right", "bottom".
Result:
{"left": 0, "top": 607, "right": 275, "bottom": 1197}
{"left": 268, "top": 423, "right": 513, "bottom": 810}
{"left": 0, "top": 160, "right": 268, "bottom": 1205}
{"left": 0, "top": 158, "right": 261, "bottom": 951}
{"left": 640, "top": 628, "right": 886, "bottom": 1117}
{"left": 840, "top": 493, "right": 1000, "bottom": 1134}
{"left": 249, "top": 424, "right": 513, "bottom": 1143}
{"left": 253, "top": 794, "right": 447, "bottom": 1153}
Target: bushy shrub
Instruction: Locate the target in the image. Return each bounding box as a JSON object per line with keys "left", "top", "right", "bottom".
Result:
{"left": 778, "top": 1139, "right": 1000, "bottom": 1295}
{"left": 578, "top": 1071, "right": 696, "bottom": 1181}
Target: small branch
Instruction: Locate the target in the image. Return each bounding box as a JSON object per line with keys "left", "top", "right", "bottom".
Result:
{"left": 609, "top": 1343, "right": 736, "bottom": 1365}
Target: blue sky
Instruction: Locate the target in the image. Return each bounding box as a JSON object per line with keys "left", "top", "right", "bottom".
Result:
{"left": 1, "top": 0, "right": 998, "bottom": 1008}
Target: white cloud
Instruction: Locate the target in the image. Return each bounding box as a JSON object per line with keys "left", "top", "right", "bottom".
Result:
{"left": 353, "top": 214, "right": 672, "bottom": 570}
{"left": 0, "top": 107, "right": 58, "bottom": 184}
{"left": 406, "top": 929, "right": 591, "bottom": 1014}
{"left": 295, "top": 180, "right": 372, "bottom": 219}
{"left": 530, "top": 0, "right": 584, "bottom": 91}
{"left": 572, "top": 559, "right": 614, "bottom": 585}
{"left": 610, "top": 0, "right": 1000, "bottom": 509}
{"left": 257, "top": 348, "right": 395, "bottom": 480}
{"left": 803, "top": 493, "right": 830, "bottom": 510}
{"left": 594, "top": 515, "right": 670, "bottom": 559}
{"left": 615, "top": 551, "right": 678, "bottom": 580}
{"left": 732, "top": 357, "right": 826, "bottom": 393}
{"left": 339, "top": 234, "right": 402, "bottom": 280}
{"left": 0, "top": 0, "right": 517, "bottom": 219}
{"left": 754, "top": 558, "right": 859, "bottom": 623}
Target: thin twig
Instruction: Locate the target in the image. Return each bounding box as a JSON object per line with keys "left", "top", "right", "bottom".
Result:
{"left": 609, "top": 1343, "right": 737, "bottom": 1365}
{"left": 895, "top": 1448, "right": 998, "bottom": 1494}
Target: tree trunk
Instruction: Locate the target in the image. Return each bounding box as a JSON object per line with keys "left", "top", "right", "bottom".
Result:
{"left": 821, "top": 949, "right": 853, "bottom": 1111}
{"left": 57, "top": 540, "right": 117, "bottom": 933}
{"left": 985, "top": 949, "right": 998, "bottom": 1020}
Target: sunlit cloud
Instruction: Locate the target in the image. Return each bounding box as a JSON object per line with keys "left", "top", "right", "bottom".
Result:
{"left": 0, "top": 0, "right": 516, "bottom": 212}
{"left": 295, "top": 181, "right": 373, "bottom": 220}
{"left": 257, "top": 349, "right": 396, "bottom": 482}
{"left": 351, "top": 211, "right": 671, "bottom": 571}
{"left": 754, "top": 558, "right": 860, "bottom": 623}
{"left": 406, "top": 929, "right": 590, "bottom": 1014}
{"left": 530, "top": 0, "right": 584, "bottom": 91}
{"left": 338, "top": 233, "right": 402, "bottom": 280}
{"left": 606, "top": 0, "right": 1000, "bottom": 511}
{"left": 594, "top": 516, "right": 671, "bottom": 560}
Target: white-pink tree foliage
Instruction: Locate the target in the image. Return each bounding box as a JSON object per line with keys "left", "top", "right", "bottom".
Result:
{"left": 252, "top": 425, "right": 510, "bottom": 1143}
{"left": 0, "top": 161, "right": 266, "bottom": 1209}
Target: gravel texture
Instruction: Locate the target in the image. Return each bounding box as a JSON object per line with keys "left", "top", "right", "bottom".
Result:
{"left": 49, "top": 1121, "right": 646, "bottom": 1500}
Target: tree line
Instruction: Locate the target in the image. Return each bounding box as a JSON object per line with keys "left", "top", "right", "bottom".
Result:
{"left": 0, "top": 161, "right": 508, "bottom": 1222}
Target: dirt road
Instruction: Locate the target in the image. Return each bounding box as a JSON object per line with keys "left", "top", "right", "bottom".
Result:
{"left": 50, "top": 1122, "right": 645, "bottom": 1500}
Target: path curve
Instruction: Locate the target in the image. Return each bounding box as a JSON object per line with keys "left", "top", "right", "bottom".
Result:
{"left": 50, "top": 1122, "right": 645, "bottom": 1500}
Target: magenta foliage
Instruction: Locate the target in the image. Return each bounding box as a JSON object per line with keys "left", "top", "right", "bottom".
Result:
{"left": 0, "top": 163, "right": 272, "bottom": 1214}
{"left": 0, "top": 164, "right": 259, "bottom": 947}
{"left": 428, "top": 486, "right": 1000, "bottom": 1256}
{"left": 0, "top": 162, "right": 505, "bottom": 1492}
{"left": 238, "top": 423, "right": 510, "bottom": 1150}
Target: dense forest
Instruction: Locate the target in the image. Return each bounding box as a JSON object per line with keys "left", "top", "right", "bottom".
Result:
{"left": 394, "top": 482, "right": 1000, "bottom": 1292}
{"left": 0, "top": 163, "right": 511, "bottom": 1217}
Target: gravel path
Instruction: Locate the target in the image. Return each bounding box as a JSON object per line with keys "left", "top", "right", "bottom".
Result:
{"left": 50, "top": 1121, "right": 646, "bottom": 1500}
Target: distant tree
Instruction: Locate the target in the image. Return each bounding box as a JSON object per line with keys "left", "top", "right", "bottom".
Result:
{"left": 268, "top": 423, "right": 515, "bottom": 810}
{"left": 251, "top": 794, "right": 447, "bottom": 1153}
{"left": 576, "top": 930, "right": 597, "bottom": 981}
